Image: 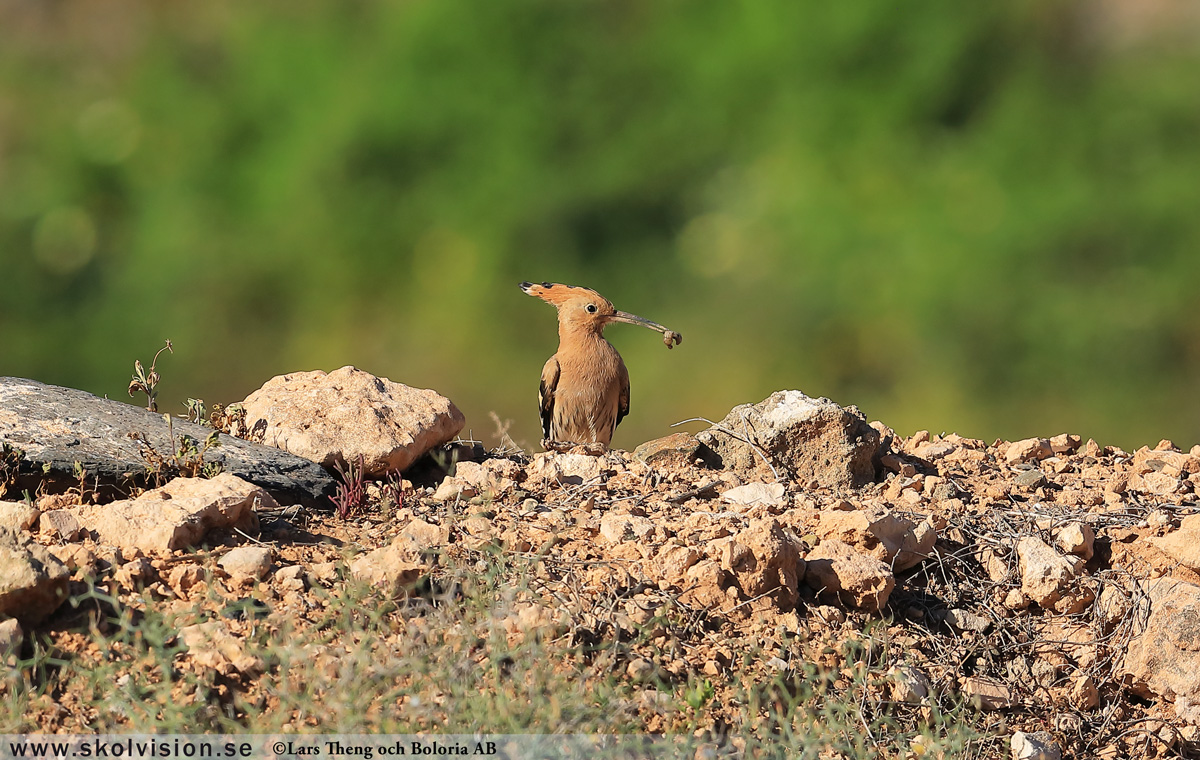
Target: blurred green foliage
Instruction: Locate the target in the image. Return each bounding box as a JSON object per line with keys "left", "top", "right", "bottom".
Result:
{"left": 3, "top": 0, "right": 1199, "bottom": 451}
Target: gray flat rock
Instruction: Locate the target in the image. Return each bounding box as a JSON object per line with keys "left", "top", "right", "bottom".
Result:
{"left": 0, "top": 377, "right": 335, "bottom": 506}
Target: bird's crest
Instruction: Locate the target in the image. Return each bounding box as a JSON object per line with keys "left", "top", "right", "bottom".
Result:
{"left": 519, "top": 281, "right": 612, "bottom": 310}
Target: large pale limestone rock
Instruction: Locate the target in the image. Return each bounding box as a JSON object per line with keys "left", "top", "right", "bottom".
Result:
{"left": 241, "top": 366, "right": 464, "bottom": 476}
{"left": 71, "top": 473, "right": 267, "bottom": 553}
{"left": 0, "top": 527, "right": 70, "bottom": 626}
{"left": 696, "top": 391, "right": 879, "bottom": 489}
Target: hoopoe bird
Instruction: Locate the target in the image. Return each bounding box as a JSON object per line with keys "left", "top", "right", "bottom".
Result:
{"left": 520, "top": 281, "right": 682, "bottom": 453}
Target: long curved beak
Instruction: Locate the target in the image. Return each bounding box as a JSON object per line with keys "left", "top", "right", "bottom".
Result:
{"left": 609, "top": 311, "right": 683, "bottom": 348}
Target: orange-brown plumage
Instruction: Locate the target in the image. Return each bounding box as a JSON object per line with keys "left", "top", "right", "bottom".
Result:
{"left": 520, "top": 282, "right": 681, "bottom": 451}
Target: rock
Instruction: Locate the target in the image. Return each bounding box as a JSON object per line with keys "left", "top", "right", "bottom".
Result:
{"left": 889, "top": 665, "right": 932, "bottom": 704}
{"left": 1056, "top": 522, "right": 1095, "bottom": 561}
{"left": 720, "top": 519, "right": 805, "bottom": 611}
{"left": 240, "top": 366, "right": 465, "bottom": 476}
{"left": 912, "top": 440, "right": 957, "bottom": 460}
{"left": 40, "top": 509, "right": 81, "bottom": 541}
{"left": 349, "top": 542, "right": 427, "bottom": 598}
{"left": 430, "top": 477, "right": 477, "bottom": 503}
{"left": 1133, "top": 446, "right": 1200, "bottom": 476}
{"left": 1069, "top": 672, "right": 1100, "bottom": 711}
{"left": 71, "top": 473, "right": 267, "bottom": 553}
{"left": 1095, "top": 584, "right": 1131, "bottom": 632}
{"left": 1128, "top": 471, "right": 1184, "bottom": 496}
{"left": 961, "top": 676, "right": 1013, "bottom": 710}
{"left": 1149, "top": 514, "right": 1200, "bottom": 572}
{"left": 179, "top": 620, "right": 264, "bottom": 676}
{"left": 0, "top": 617, "right": 22, "bottom": 658}
{"left": 1017, "top": 536, "right": 1085, "bottom": 612}
{"left": 1006, "top": 438, "right": 1052, "bottom": 464}
{"left": 219, "top": 546, "right": 273, "bottom": 580}
{"left": 397, "top": 519, "right": 450, "bottom": 553}
{"left": 0, "top": 376, "right": 336, "bottom": 506}
{"left": 1049, "top": 434, "right": 1082, "bottom": 454}
{"left": 805, "top": 539, "right": 895, "bottom": 612}
{"left": 600, "top": 513, "right": 655, "bottom": 544}
{"left": 720, "top": 482, "right": 786, "bottom": 508}
{"left": 678, "top": 559, "right": 731, "bottom": 609}
{"left": 49, "top": 544, "right": 99, "bottom": 577}
{"left": 0, "top": 501, "right": 38, "bottom": 533}
{"left": 941, "top": 608, "right": 991, "bottom": 633}
{"left": 1123, "top": 577, "right": 1200, "bottom": 707}
{"left": 627, "top": 657, "right": 655, "bottom": 682}
{"left": 114, "top": 557, "right": 156, "bottom": 589}
{"left": 1013, "top": 469, "right": 1047, "bottom": 489}
{"left": 453, "top": 461, "right": 516, "bottom": 496}
{"left": 1010, "top": 731, "right": 1061, "bottom": 760}
{"left": 634, "top": 433, "right": 707, "bottom": 467}
{"left": 815, "top": 507, "right": 935, "bottom": 572}
{"left": 168, "top": 563, "right": 205, "bottom": 593}
{"left": 654, "top": 544, "right": 701, "bottom": 585}
{"left": 696, "top": 391, "right": 879, "bottom": 489}
{"left": 0, "top": 527, "right": 70, "bottom": 625}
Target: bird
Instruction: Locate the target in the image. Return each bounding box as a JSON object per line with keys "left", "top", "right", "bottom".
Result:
{"left": 520, "top": 281, "right": 682, "bottom": 453}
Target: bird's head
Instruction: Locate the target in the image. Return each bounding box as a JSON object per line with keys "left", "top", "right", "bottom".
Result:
{"left": 520, "top": 281, "right": 682, "bottom": 347}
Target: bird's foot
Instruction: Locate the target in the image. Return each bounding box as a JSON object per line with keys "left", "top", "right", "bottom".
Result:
{"left": 541, "top": 439, "right": 608, "bottom": 457}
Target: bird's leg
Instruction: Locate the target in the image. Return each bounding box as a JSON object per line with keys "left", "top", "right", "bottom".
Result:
{"left": 542, "top": 438, "right": 576, "bottom": 453}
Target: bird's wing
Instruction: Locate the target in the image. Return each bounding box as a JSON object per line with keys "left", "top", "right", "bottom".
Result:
{"left": 539, "top": 356, "right": 560, "bottom": 441}
{"left": 616, "top": 357, "right": 630, "bottom": 429}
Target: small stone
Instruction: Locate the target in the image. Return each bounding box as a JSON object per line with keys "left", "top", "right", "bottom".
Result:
{"left": 1014, "top": 469, "right": 1047, "bottom": 489}
{"left": 633, "top": 433, "right": 704, "bottom": 466}
{"left": 1149, "top": 514, "right": 1200, "bottom": 573}
{"left": 1004, "top": 589, "right": 1028, "bottom": 610}
{"left": 889, "top": 665, "right": 931, "bottom": 704}
{"left": 696, "top": 391, "right": 879, "bottom": 489}
{"left": 600, "top": 513, "right": 656, "bottom": 544}
{"left": 626, "top": 657, "right": 654, "bottom": 682}
{"left": 179, "top": 620, "right": 264, "bottom": 676}
{"left": 168, "top": 563, "right": 205, "bottom": 593}
{"left": 721, "top": 482, "right": 786, "bottom": 508}
{"left": 349, "top": 544, "right": 426, "bottom": 598}
{"left": 0, "top": 617, "right": 23, "bottom": 658}
{"left": 1069, "top": 672, "right": 1099, "bottom": 711}
{"left": 431, "top": 478, "right": 476, "bottom": 503}
{"left": 942, "top": 608, "right": 991, "bottom": 633}
{"left": 1006, "top": 438, "right": 1052, "bottom": 464}
{"left": 218, "top": 546, "right": 273, "bottom": 580}
{"left": 1016, "top": 536, "right": 1084, "bottom": 612}
{"left": 114, "top": 557, "right": 156, "bottom": 588}
{"left": 1055, "top": 522, "right": 1095, "bottom": 561}
{"left": 0, "top": 528, "right": 70, "bottom": 626}
{"left": 962, "top": 676, "right": 1013, "bottom": 710}
{"left": 0, "top": 502, "right": 39, "bottom": 533}
{"left": 1049, "top": 434, "right": 1081, "bottom": 454}
{"left": 804, "top": 539, "right": 895, "bottom": 612}
{"left": 1010, "top": 731, "right": 1062, "bottom": 760}
{"left": 40, "top": 510, "right": 81, "bottom": 541}
{"left": 654, "top": 544, "right": 701, "bottom": 585}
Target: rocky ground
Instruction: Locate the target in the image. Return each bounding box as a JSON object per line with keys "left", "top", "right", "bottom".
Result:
{"left": 3, "top": 372, "right": 1200, "bottom": 758}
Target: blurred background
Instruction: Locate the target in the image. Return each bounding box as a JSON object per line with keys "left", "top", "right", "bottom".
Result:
{"left": 3, "top": 0, "right": 1200, "bottom": 452}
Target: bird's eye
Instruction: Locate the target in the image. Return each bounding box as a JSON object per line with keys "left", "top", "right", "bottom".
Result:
{"left": 586, "top": 303, "right": 598, "bottom": 314}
